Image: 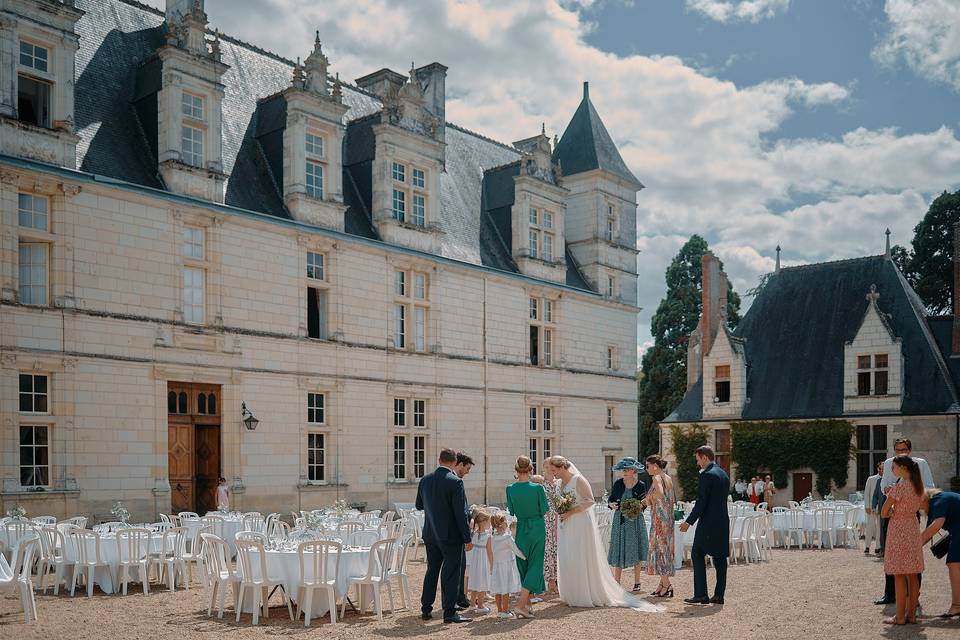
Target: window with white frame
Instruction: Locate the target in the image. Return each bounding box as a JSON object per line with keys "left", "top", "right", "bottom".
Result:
{"left": 606, "top": 345, "right": 617, "bottom": 370}
{"left": 183, "top": 226, "right": 204, "bottom": 260}
{"left": 182, "top": 267, "right": 204, "bottom": 324}
{"left": 19, "top": 41, "right": 49, "bottom": 73}
{"left": 606, "top": 274, "right": 616, "bottom": 298}
{"left": 181, "top": 125, "right": 203, "bottom": 167}
{"left": 19, "top": 374, "right": 49, "bottom": 413}
{"left": 18, "top": 193, "right": 48, "bottom": 231}
{"left": 393, "top": 434, "right": 408, "bottom": 480}
{"left": 413, "top": 434, "right": 427, "bottom": 479}
{"left": 307, "top": 251, "right": 325, "bottom": 280}
{"left": 305, "top": 132, "right": 324, "bottom": 157}
{"left": 306, "top": 160, "right": 324, "bottom": 199}
{"left": 606, "top": 406, "right": 616, "bottom": 428}
{"left": 392, "top": 397, "right": 428, "bottom": 480}
{"left": 19, "top": 425, "right": 49, "bottom": 488}
{"left": 527, "top": 405, "right": 554, "bottom": 471}
{"left": 528, "top": 296, "right": 556, "bottom": 366}
{"left": 17, "top": 41, "right": 51, "bottom": 128}
{"left": 307, "top": 392, "right": 325, "bottom": 424}
{"left": 182, "top": 92, "right": 203, "bottom": 120}
{"left": 391, "top": 161, "right": 428, "bottom": 227}
{"left": 857, "top": 354, "right": 889, "bottom": 396}
{"left": 528, "top": 207, "right": 555, "bottom": 262}
{"left": 605, "top": 215, "right": 616, "bottom": 242}
{"left": 307, "top": 432, "right": 325, "bottom": 482}
{"left": 393, "top": 269, "right": 429, "bottom": 351}
{"left": 18, "top": 242, "right": 48, "bottom": 305}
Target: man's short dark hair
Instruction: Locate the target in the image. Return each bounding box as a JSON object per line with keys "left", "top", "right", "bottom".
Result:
{"left": 695, "top": 445, "right": 715, "bottom": 461}
{"left": 456, "top": 452, "right": 474, "bottom": 466}
{"left": 439, "top": 448, "right": 457, "bottom": 464}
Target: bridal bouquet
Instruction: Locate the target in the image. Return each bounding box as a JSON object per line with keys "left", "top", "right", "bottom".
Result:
{"left": 111, "top": 501, "right": 130, "bottom": 524}
{"left": 619, "top": 498, "right": 644, "bottom": 521}
{"left": 551, "top": 491, "right": 577, "bottom": 515}
{"left": 5, "top": 504, "right": 26, "bottom": 520}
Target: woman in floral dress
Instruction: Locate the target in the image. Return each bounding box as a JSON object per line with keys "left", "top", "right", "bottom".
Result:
{"left": 607, "top": 457, "right": 649, "bottom": 591}
{"left": 881, "top": 455, "right": 925, "bottom": 625}
{"left": 642, "top": 454, "right": 676, "bottom": 597}
{"left": 536, "top": 466, "right": 560, "bottom": 591}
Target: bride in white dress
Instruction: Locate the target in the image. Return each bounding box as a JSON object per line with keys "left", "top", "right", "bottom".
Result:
{"left": 546, "top": 455, "right": 662, "bottom": 612}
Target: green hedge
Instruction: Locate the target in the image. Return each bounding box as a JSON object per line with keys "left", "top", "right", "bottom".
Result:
{"left": 670, "top": 424, "right": 710, "bottom": 500}
{"left": 730, "top": 419, "right": 855, "bottom": 497}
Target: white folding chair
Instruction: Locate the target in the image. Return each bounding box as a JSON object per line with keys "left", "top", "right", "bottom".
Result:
{"left": 267, "top": 519, "right": 290, "bottom": 542}
{"left": 4, "top": 520, "right": 34, "bottom": 555}
{"left": 836, "top": 508, "right": 860, "bottom": 550}
{"left": 812, "top": 509, "right": 835, "bottom": 549}
{"left": 182, "top": 524, "right": 210, "bottom": 585}
{"left": 243, "top": 514, "right": 266, "bottom": 534}
{"left": 337, "top": 521, "right": 365, "bottom": 538}
{"left": 159, "top": 514, "right": 171, "bottom": 524}
{"left": 784, "top": 509, "right": 806, "bottom": 549}
{"left": 388, "top": 535, "right": 417, "bottom": 610}
{"left": 0, "top": 533, "right": 39, "bottom": 622}
{"left": 60, "top": 516, "right": 88, "bottom": 529}
{"left": 31, "top": 516, "right": 56, "bottom": 526}
{"left": 341, "top": 537, "right": 397, "bottom": 621}
{"left": 179, "top": 512, "right": 200, "bottom": 520}
{"left": 116, "top": 527, "right": 152, "bottom": 596}
{"left": 296, "top": 540, "right": 341, "bottom": 626}
{"left": 200, "top": 533, "right": 240, "bottom": 618}
{"left": 200, "top": 515, "right": 225, "bottom": 539}
{"left": 235, "top": 531, "right": 268, "bottom": 545}
{"left": 345, "top": 529, "right": 380, "bottom": 547}
{"left": 149, "top": 526, "right": 189, "bottom": 591}
{"left": 234, "top": 539, "right": 293, "bottom": 625}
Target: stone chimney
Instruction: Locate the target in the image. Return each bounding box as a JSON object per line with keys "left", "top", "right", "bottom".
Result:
{"left": 354, "top": 68, "right": 406, "bottom": 100}
{"left": 953, "top": 224, "right": 960, "bottom": 353}
{"left": 414, "top": 63, "right": 446, "bottom": 128}
{"left": 700, "top": 252, "right": 725, "bottom": 359}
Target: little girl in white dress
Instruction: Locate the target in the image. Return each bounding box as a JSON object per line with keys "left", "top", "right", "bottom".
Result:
{"left": 466, "top": 509, "right": 493, "bottom": 614}
{"left": 489, "top": 512, "right": 526, "bottom": 618}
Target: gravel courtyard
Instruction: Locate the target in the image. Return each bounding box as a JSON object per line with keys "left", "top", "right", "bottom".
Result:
{"left": 2, "top": 547, "right": 957, "bottom": 640}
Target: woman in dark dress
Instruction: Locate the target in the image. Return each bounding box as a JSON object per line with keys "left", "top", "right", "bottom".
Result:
{"left": 607, "top": 457, "right": 649, "bottom": 591}
{"left": 922, "top": 489, "right": 960, "bottom": 618}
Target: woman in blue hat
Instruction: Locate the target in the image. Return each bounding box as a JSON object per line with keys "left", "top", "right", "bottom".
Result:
{"left": 607, "top": 457, "right": 650, "bottom": 591}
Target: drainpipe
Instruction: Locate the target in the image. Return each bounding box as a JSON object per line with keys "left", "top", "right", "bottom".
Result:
{"left": 482, "top": 277, "right": 489, "bottom": 505}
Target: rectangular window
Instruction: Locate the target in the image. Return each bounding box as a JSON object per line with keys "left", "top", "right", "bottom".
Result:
{"left": 529, "top": 325, "right": 539, "bottom": 366}
{"left": 18, "top": 193, "right": 48, "bottom": 231}
{"left": 856, "top": 424, "right": 887, "bottom": 490}
{"left": 543, "top": 437, "right": 552, "bottom": 460}
{"left": 181, "top": 125, "right": 203, "bottom": 167}
{"left": 414, "top": 274, "right": 426, "bottom": 300}
{"left": 529, "top": 438, "right": 538, "bottom": 471}
{"left": 529, "top": 407, "right": 538, "bottom": 431}
{"left": 529, "top": 208, "right": 537, "bottom": 224}
{"left": 183, "top": 226, "right": 204, "bottom": 260}
{"left": 542, "top": 407, "right": 552, "bottom": 432}
{"left": 307, "top": 392, "right": 325, "bottom": 424}
{"left": 857, "top": 355, "right": 871, "bottom": 369}
{"left": 543, "top": 212, "right": 553, "bottom": 228}
{"left": 17, "top": 74, "right": 50, "bottom": 128}
{"left": 181, "top": 92, "right": 203, "bottom": 120}
{"left": 874, "top": 371, "right": 889, "bottom": 395}
{"left": 606, "top": 217, "right": 615, "bottom": 241}
{"left": 394, "top": 303, "right": 406, "bottom": 348}
{"left": 544, "top": 300, "right": 553, "bottom": 323}
{"left": 606, "top": 406, "right": 615, "bottom": 428}
{"left": 392, "top": 189, "right": 406, "bottom": 221}
{"left": 715, "top": 365, "right": 730, "bottom": 379}
{"left": 529, "top": 297, "right": 539, "bottom": 320}
{"left": 19, "top": 41, "right": 49, "bottom": 72}
{"left": 414, "top": 306, "right": 426, "bottom": 352}
{"left": 606, "top": 275, "right": 615, "bottom": 297}
{"left": 543, "top": 233, "right": 553, "bottom": 262}
{"left": 528, "top": 229, "right": 539, "bottom": 259}
{"left": 305, "top": 132, "right": 324, "bottom": 156}
{"left": 715, "top": 428, "right": 731, "bottom": 475}
{"left": 412, "top": 194, "right": 426, "bottom": 226}
{"left": 19, "top": 374, "right": 49, "bottom": 413}
{"left": 394, "top": 398, "right": 406, "bottom": 427}
{"left": 607, "top": 346, "right": 616, "bottom": 370}
{"left": 394, "top": 270, "right": 406, "bottom": 296}
{"left": 715, "top": 380, "right": 731, "bottom": 403}
{"left": 392, "top": 162, "right": 405, "bottom": 182}
{"left": 307, "top": 433, "right": 325, "bottom": 482}
{"left": 19, "top": 425, "right": 49, "bottom": 488}
{"left": 18, "top": 242, "right": 48, "bottom": 306}
{"left": 875, "top": 354, "right": 888, "bottom": 369}
{"left": 413, "top": 435, "right": 426, "bottom": 479}
{"left": 307, "top": 251, "right": 324, "bottom": 280}
{"left": 393, "top": 435, "right": 407, "bottom": 479}
{"left": 306, "top": 160, "right": 324, "bottom": 198}
{"left": 857, "top": 371, "right": 871, "bottom": 396}
{"left": 413, "top": 399, "right": 426, "bottom": 428}
{"left": 182, "top": 267, "right": 204, "bottom": 324}
{"left": 412, "top": 168, "right": 425, "bottom": 188}
{"left": 543, "top": 328, "right": 553, "bottom": 366}
{"left": 307, "top": 287, "right": 327, "bottom": 339}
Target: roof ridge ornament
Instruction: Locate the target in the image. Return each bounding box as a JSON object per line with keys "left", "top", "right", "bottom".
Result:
{"left": 867, "top": 283, "right": 880, "bottom": 303}
{"left": 775, "top": 245, "right": 781, "bottom": 274}
{"left": 885, "top": 228, "right": 891, "bottom": 259}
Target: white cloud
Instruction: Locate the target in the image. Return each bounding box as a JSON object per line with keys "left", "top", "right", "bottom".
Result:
{"left": 148, "top": 0, "right": 960, "bottom": 355}
{"left": 686, "top": 0, "right": 790, "bottom": 24}
{"left": 874, "top": 0, "right": 960, "bottom": 92}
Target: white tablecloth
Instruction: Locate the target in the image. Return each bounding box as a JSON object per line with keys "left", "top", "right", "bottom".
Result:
{"left": 183, "top": 518, "right": 244, "bottom": 557}
{"left": 63, "top": 534, "right": 163, "bottom": 594}
{"left": 240, "top": 547, "right": 376, "bottom": 615}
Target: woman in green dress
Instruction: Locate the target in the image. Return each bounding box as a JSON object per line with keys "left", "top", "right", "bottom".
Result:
{"left": 607, "top": 457, "right": 650, "bottom": 592}
{"left": 506, "top": 455, "right": 548, "bottom": 618}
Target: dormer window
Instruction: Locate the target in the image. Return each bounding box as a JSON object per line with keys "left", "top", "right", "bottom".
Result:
{"left": 306, "top": 160, "right": 324, "bottom": 198}
{"left": 305, "top": 132, "right": 324, "bottom": 156}
{"left": 180, "top": 92, "right": 205, "bottom": 168}
{"left": 391, "top": 161, "right": 428, "bottom": 227}
{"left": 528, "top": 207, "right": 554, "bottom": 262}
{"left": 715, "top": 365, "right": 731, "bottom": 403}
{"left": 17, "top": 40, "right": 53, "bottom": 128}
{"left": 182, "top": 93, "right": 204, "bottom": 120}
{"left": 857, "top": 354, "right": 889, "bottom": 396}
{"left": 20, "top": 41, "right": 49, "bottom": 72}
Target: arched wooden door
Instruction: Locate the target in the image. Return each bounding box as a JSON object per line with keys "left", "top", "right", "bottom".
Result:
{"left": 167, "top": 382, "right": 221, "bottom": 514}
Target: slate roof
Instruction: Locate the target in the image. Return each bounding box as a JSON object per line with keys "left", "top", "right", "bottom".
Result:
{"left": 553, "top": 82, "right": 642, "bottom": 188}
{"left": 70, "top": 0, "right": 614, "bottom": 292}
{"left": 664, "top": 255, "right": 959, "bottom": 422}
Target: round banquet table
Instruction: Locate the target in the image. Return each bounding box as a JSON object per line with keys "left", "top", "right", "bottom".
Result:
{"left": 61, "top": 533, "right": 164, "bottom": 594}
{"left": 183, "top": 516, "right": 245, "bottom": 557}
{"left": 770, "top": 506, "right": 864, "bottom": 547}
{"left": 239, "top": 546, "right": 377, "bottom": 615}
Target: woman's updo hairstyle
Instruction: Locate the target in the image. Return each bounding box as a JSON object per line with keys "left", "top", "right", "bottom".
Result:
{"left": 645, "top": 454, "right": 668, "bottom": 469}
{"left": 515, "top": 456, "right": 534, "bottom": 475}
{"left": 546, "top": 455, "right": 572, "bottom": 470}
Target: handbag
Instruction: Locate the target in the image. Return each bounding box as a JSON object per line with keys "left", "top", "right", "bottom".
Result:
{"left": 931, "top": 534, "right": 951, "bottom": 559}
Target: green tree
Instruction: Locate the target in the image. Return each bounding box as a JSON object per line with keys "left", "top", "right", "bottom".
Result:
{"left": 900, "top": 189, "right": 960, "bottom": 314}
{"left": 670, "top": 424, "right": 710, "bottom": 500}
{"left": 637, "top": 236, "right": 742, "bottom": 453}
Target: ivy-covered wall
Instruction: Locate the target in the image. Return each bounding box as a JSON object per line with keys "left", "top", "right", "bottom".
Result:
{"left": 669, "top": 424, "right": 710, "bottom": 500}
{"left": 730, "top": 419, "right": 856, "bottom": 496}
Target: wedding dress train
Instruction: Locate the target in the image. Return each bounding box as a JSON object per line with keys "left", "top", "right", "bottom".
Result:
{"left": 556, "top": 473, "right": 662, "bottom": 612}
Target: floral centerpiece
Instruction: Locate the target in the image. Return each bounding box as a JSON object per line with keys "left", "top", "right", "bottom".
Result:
{"left": 328, "top": 499, "right": 349, "bottom": 515}
{"left": 824, "top": 493, "right": 835, "bottom": 502}
{"left": 619, "top": 497, "right": 644, "bottom": 521}
{"left": 5, "top": 504, "right": 27, "bottom": 520}
{"left": 550, "top": 491, "right": 577, "bottom": 515}
{"left": 217, "top": 504, "right": 229, "bottom": 515}
{"left": 111, "top": 501, "right": 130, "bottom": 524}
{"left": 800, "top": 493, "right": 813, "bottom": 507}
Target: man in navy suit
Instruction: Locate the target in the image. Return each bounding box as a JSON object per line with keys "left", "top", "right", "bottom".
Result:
{"left": 416, "top": 447, "right": 473, "bottom": 623}
{"left": 680, "top": 445, "right": 730, "bottom": 605}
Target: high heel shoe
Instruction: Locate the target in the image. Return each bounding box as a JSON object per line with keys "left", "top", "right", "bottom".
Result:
{"left": 661, "top": 587, "right": 674, "bottom": 598}
{"left": 632, "top": 583, "right": 642, "bottom": 592}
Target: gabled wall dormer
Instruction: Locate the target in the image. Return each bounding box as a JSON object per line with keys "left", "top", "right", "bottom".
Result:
{"left": 843, "top": 284, "right": 903, "bottom": 414}
{"left": 156, "top": 0, "right": 229, "bottom": 202}
{"left": 359, "top": 63, "right": 446, "bottom": 254}
{"left": 510, "top": 128, "right": 567, "bottom": 283}
{"left": 279, "top": 33, "right": 348, "bottom": 229}
{"left": 701, "top": 327, "right": 747, "bottom": 419}
{"left": 0, "top": 0, "right": 84, "bottom": 168}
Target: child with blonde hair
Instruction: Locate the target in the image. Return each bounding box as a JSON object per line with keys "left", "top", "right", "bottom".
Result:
{"left": 489, "top": 511, "right": 526, "bottom": 618}
{"left": 466, "top": 508, "right": 494, "bottom": 614}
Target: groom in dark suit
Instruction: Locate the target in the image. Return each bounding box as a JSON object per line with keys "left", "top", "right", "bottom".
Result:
{"left": 416, "top": 448, "right": 473, "bottom": 623}
{"left": 680, "top": 445, "right": 730, "bottom": 605}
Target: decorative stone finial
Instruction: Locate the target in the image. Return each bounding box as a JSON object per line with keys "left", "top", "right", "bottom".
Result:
{"left": 583, "top": 81, "right": 589, "bottom": 100}
{"left": 303, "top": 31, "right": 330, "bottom": 95}
{"left": 292, "top": 56, "right": 305, "bottom": 89}
{"left": 541, "top": 122, "right": 546, "bottom": 136}
{"left": 332, "top": 72, "right": 342, "bottom": 100}
{"left": 210, "top": 28, "right": 221, "bottom": 61}
{"left": 867, "top": 283, "right": 880, "bottom": 303}
{"left": 885, "top": 228, "right": 891, "bottom": 258}
{"left": 775, "top": 245, "right": 781, "bottom": 274}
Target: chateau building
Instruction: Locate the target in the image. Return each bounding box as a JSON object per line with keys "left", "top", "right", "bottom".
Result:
{"left": 0, "top": 1, "right": 642, "bottom": 519}
{"left": 661, "top": 240, "right": 960, "bottom": 502}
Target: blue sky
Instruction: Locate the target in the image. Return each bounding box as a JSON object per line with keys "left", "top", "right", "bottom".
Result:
{"left": 147, "top": 0, "right": 960, "bottom": 361}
